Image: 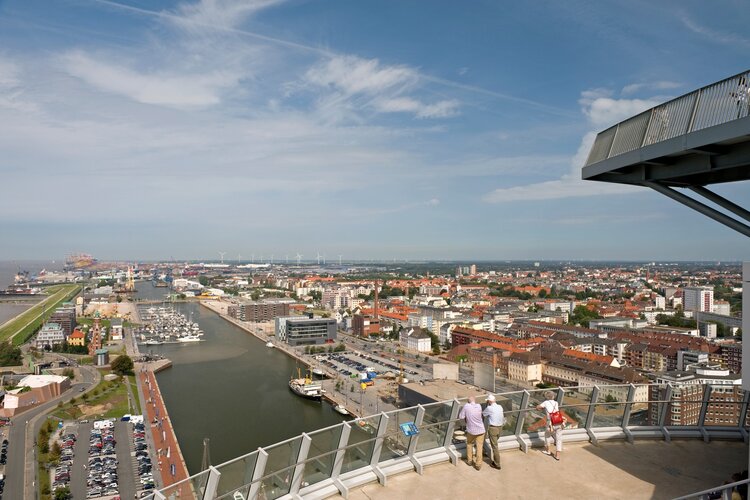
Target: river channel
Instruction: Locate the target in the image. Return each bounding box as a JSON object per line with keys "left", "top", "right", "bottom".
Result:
{"left": 134, "top": 283, "right": 343, "bottom": 474}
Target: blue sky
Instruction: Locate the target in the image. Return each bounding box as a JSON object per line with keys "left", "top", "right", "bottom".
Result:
{"left": 1, "top": 0, "right": 749, "bottom": 261}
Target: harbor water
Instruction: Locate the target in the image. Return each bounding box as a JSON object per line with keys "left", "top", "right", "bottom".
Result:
{"left": 135, "top": 283, "right": 343, "bottom": 474}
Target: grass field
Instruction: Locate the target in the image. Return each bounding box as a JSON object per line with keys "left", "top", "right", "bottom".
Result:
{"left": 127, "top": 374, "right": 142, "bottom": 414}
{"left": 0, "top": 284, "right": 81, "bottom": 345}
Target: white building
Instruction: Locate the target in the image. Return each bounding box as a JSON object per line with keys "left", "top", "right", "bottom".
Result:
{"left": 400, "top": 328, "right": 432, "bottom": 353}
{"left": 35, "top": 323, "right": 65, "bottom": 349}
{"left": 713, "top": 300, "right": 731, "bottom": 316}
{"left": 683, "top": 286, "right": 714, "bottom": 313}
{"left": 654, "top": 295, "right": 666, "bottom": 310}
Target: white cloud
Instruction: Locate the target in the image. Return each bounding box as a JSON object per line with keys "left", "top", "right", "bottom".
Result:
{"left": 622, "top": 80, "right": 681, "bottom": 95}
{"left": 306, "top": 55, "right": 417, "bottom": 96}
{"left": 171, "top": 0, "right": 286, "bottom": 30}
{"left": 680, "top": 14, "right": 750, "bottom": 49}
{"left": 579, "top": 93, "right": 660, "bottom": 129}
{"left": 60, "top": 51, "right": 240, "bottom": 108}
{"left": 305, "top": 55, "right": 461, "bottom": 119}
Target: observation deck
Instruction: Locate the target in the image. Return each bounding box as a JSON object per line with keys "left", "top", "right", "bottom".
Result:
{"left": 582, "top": 70, "right": 750, "bottom": 237}
{"left": 150, "top": 383, "right": 749, "bottom": 500}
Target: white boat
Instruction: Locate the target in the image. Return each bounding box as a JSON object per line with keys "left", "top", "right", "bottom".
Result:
{"left": 334, "top": 405, "right": 349, "bottom": 415}
{"left": 178, "top": 335, "right": 203, "bottom": 342}
{"left": 144, "top": 339, "right": 163, "bottom": 346}
{"left": 312, "top": 368, "right": 325, "bottom": 376}
{"left": 266, "top": 342, "right": 275, "bottom": 348}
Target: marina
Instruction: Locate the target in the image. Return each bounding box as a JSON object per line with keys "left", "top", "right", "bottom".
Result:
{"left": 135, "top": 305, "right": 205, "bottom": 344}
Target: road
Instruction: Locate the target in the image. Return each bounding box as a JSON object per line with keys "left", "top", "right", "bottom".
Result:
{"left": 3, "top": 360, "right": 100, "bottom": 500}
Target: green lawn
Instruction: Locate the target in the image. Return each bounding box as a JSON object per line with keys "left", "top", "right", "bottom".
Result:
{"left": 52, "top": 376, "right": 131, "bottom": 420}
{"left": 0, "top": 284, "right": 81, "bottom": 345}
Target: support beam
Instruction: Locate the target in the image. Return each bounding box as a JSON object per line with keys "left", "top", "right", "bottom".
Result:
{"left": 645, "top": 182, "right": 750, "bottom": 237}
{"left": 688, "top": 185, "right": 750, "bottom": 223}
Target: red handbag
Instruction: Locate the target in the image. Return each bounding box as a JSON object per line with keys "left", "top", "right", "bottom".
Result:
{"left": 549, "top": 410, "right": 563, "bottom": 426}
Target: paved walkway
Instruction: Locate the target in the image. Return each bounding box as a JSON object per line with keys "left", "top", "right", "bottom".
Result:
{"left": 336, "top": 440, "right": 748, "bottom": 500}
{"left": 140, "top": 369, "right": 190, "bottom": 492}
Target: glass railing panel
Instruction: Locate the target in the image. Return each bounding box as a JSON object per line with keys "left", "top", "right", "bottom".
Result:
{"left": 380, "top": 407, "right": 418, "bottom": 461}
{"left": 496, "top": 392, "right": 523, "bottom": 437}
{"left": 590, "top": 385, "right": 629, "bottom": 427}
{"left": 521, "top": 389, "right": 554, "bottom": 434}
{"left": 704, "top": 386, "right": 743, "bottom": 427}
{"left": 559, "top": 387, "right": 591, "bottom": 429}
{"left": 258, "top": 436, "right": 302, "bottom": 499}
{"left": 341, "top": 415, "right": 381, "bottom": 473}
{"left": 416, "top": 402, "right": 452, "bottom": 452}
{"left": 302, "top": 425, "right": 344, "bottom": 486}
{"left": 159, "top": 471, "right": 209, "bottom": 500}
{"left": 627, "top": 384, "right": 651, "bottom": 426}
{"left": 214, "top": 451, "right": 258, "bottom": 498}
{"left": 665, "top": 385, "right": 703, "bottom": 427}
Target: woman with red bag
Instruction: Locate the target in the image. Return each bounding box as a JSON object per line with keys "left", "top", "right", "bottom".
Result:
{"left": 537, "top": 390, "right": 566, "bottom": 461}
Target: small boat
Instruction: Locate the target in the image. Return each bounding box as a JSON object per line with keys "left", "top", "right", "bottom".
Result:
{"left": 266, "top": 341, "right": 275, "bottom": 348}
{"left": 334, "top": 404, "right": 349, "bottom": 415}
{"left": 312, "top": 367, "right": 325, "bottom": 376}
{"left": 144, "top": 339, "right": 163, "bottom": 346}
{"left": 178, "top": 335, "right": 203, "bottom": 342}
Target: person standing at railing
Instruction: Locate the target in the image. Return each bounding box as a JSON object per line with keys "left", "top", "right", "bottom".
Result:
{"left": 482, "top": 394, "right": 504, "bottom": 470}
{"left": 537, "top": 391, "right": 566, "bottom": 461}
{"left": 459, "top": 396, "right": 485, "bottom": 471}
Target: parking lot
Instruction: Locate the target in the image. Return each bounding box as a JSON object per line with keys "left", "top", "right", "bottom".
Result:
{"left": 64, "top": 419, "right": 153, "bottom": 499}
{"left": 318, "top": 350, "right": 425, "bottom": 381}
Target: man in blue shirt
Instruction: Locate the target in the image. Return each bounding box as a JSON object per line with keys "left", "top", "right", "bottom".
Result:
{"left": 482, "top": 394, "right": 505, "bottom": 470}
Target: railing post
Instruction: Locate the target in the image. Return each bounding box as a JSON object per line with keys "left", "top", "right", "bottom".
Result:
{"left": 739, "top": 390, "right": 750, "bottom": 443}
{"left": 621, "top": 384, "right": 637, "bottom": 443}
{"left": 202, "top": 466, "right": 221, "bottom": 500}
{"left": 248, "top": 448, "right": 268, "bottom": 500}
{"left": 658, "top": 385, "right": 674, "bottom": 443}
{"left": 370, "top": 413, "right": 390, "bottom": 486}
{"left": 686, "top": 89, "right": 703, "bottom": 134}
{"left": 584, "top": 386, "right": 599, "bottom": 445}
{"left": 698, "top": 385, "right": 713, "bottom": 443}
{"left": 515, "top": 390, "right": 531, "bottom": 453}
{"left": 289, "top": 433, "right": 312, "bottom": 498}
{"left": 442, "top": 399, "right": 462, "bottom": 465}
{"left": 406, "top": 405, "right": 426, "bottom": 475}
{"left": 330, "top": 422, "right": 351, "bottom": 498}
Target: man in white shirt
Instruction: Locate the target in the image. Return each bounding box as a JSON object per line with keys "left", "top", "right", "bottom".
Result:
{"left": 482, "top": 394, "right": 504, "bottom": 470}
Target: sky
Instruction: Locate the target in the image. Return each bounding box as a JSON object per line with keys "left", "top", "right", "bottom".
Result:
{"left": 1, "top": 0, "right": 750, "bottom": 262}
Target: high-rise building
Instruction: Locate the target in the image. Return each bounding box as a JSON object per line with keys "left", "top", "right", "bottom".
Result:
{"left": 683, "top": 286, "right": 714, "bottom": 313}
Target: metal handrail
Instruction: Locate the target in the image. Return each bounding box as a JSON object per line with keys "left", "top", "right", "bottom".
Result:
{"left": 585, "top": 69, "right": 750, "bottom": 166}
{"left": 673, "top": 477, "right": 750, "bottom": 500}
{"left": 152, "top": 382, "right": 748, "bottom": 500}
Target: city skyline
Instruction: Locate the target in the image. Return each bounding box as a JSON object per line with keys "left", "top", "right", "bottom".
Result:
{"left": 1, "top": 0, "right": 750, "bottom": 260}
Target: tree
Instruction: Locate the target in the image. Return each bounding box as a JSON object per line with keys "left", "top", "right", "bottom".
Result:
{"left": 0, "top": 341, "right": 22, "bottom": 366}
{"left": 568, "top": 305, "right": 602, "bottom": 327}
{"left": 54, "top": 486, "right": 72, "bottom": 500}
{"left": 50, "top": 441, "right": 62, "bottom": 462}
{"left": 111, "top": 354, "right": 134, "bottom": 376}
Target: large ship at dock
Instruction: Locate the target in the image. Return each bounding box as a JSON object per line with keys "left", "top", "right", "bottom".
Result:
{"left": 65, "top": 253, "right": 98, "bottom": 270}
{"left": 289, "top": 369, "right": 323, "bottom": 401}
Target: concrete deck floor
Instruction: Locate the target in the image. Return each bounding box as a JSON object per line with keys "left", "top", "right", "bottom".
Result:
{"left": 335, "top": 440, "right": 748, "bottom": 500}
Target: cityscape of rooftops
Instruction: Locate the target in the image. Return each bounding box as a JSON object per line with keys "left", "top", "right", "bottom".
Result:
{"left": 1, "top": 1, "right": 749, "bottom": 499}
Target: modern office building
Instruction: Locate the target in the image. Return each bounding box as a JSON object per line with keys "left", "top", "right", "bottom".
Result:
{"left": 275, "top": 316, "right": 336, "bottom": 346}
{"left": 49, "top": 304, "right": 76, "bottom": 337}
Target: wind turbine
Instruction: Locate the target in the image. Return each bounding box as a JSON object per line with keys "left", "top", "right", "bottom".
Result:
{"left": 237, "top": 253, "right": 242, "bottom": 264}
{"left": 219, "top": 251, "right": 226, "bottom": 264}
{"left": 339, "top": 255, "right": 343, "bottom": 266}
{"left": 316, "top": 252, "right": 322, "bottom": 266}
{"left": 296, "top": 253, "right": 302, "bottom": 265}
{"left": 285, "top": 254, "right": 289, "bottom": 264}
{"left": 251, "top": 254, "right": 255, "bottom": 264}
{"left": 270, "top": 254, "right": 274, "bottom": 265}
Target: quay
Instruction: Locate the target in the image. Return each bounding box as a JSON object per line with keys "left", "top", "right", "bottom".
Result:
{"left": 139, "top": 368, "right": 191, "bottom": 490}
